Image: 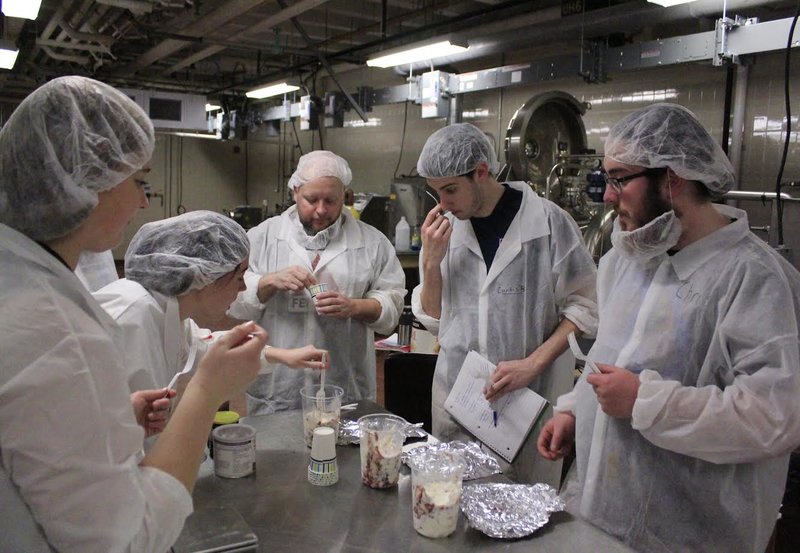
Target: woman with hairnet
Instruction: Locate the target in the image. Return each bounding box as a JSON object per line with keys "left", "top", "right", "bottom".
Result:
{"left": 95, "top": 210, "right": 328, "bottom": 397}
{"left": 537, "top": 103, "right": 800, "bottom": 552}
{"left": 412, "top": 123, "right": 598, "bottom": 486}
{"left": 0, "top": 76, "right": 268, "bottom": 552}
{"left": 228, "top": 150, "right": 405, "bottom": 414}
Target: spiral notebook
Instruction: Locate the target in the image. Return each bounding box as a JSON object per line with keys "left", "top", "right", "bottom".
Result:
{"left": 444, "top": 350, "right": 550, "bottom": 463}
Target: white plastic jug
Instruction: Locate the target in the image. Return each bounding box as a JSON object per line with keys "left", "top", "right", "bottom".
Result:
{"left": 394, "top": 216, "right": 411, "bottom": 252}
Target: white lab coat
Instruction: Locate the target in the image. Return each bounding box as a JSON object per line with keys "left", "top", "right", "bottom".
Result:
{"left": 75, "top": 249, "right": 118, "bottom": 292}
{"left": 0, "top": 224, "right": 192, "bottom": 553}
{"left": 412, "top": 183, "right": 598, "bottom": 485}
{"left": 228, "top": 206, "right": 406, "bottom": 414}
{"left": 557, "top": 204, "right": 800, "bottom": 553}
{"left": 95, "top": 279, "right": 200, "bottom": 391}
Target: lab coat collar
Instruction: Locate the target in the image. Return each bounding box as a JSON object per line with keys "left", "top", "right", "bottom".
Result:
{"left": 449, "top": 182, "right": 550, "bottom": 282}
{"left": 669, "top": 204, "right": 750, "bottom": 281}
{"left": 279, "top": 206, "right": 364, "bottom": 274}
{"left": 0, "top": 223, "right": 120, "bottom": 334}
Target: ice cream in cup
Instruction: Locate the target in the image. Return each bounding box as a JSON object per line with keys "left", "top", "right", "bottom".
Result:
{"left": 308, "top": 282, "right": 328, "bottom": 300}
{"left": 300, "top": 384, "right": 343, "bottom": 447}
{"left": 410, "top": 450, "right": 466, "bottom": 538}
{"left": 358, "top": 413, "right": 406, "bottom": 489}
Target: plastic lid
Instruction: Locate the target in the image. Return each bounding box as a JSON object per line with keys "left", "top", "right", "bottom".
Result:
{"left": 214, "top": 410, "right": 240, "bottom": 425}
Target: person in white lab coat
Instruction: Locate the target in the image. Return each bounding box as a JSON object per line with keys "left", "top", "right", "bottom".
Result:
{"left": 412, "top": 123, "right": 598, "bottom": 486}
{"left": 0, "top": 76, "right": 268, "bottom": 552}
{"left": 228, "top": 150, "right": 406, "bottom": 414}
{"left": 537, "top": 103, "right": 800, "bottom": 553}
{"left": 75, "top": 249, "right": 119, "bottom": 292}
{"left": 95, "top": 210, "right": 328, "bottom": 395}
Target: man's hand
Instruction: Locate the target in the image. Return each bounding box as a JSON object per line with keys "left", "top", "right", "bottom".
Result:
{"left": 313, "top": 291, "right": 356, "bottom": 319}
{"left": 537, "top": 412, "right": 576, "bottom": 460}
{"left": 484, "top": 356, "right": 548, "bottom": 402}
{"left": 131, "top": 388, "right": 176, "bottom": 437}
{"left": 257, "top": 266, "right": 316, "bottom": 302}
{"left": 587, "top": 364, "right": 640, "bottom": 419}
{"left": 420, "top": 204, "right": 451, "bottom": 268}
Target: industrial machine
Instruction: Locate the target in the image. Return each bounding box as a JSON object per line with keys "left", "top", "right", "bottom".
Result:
{"left": 499, "top": 91, "right": 612, "bottom": 263}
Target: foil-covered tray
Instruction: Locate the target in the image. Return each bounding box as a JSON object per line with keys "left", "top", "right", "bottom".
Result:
{"left": 461, "top": 483, "right": 565, "bottom": 539}
{"left": 402, "top": 440, "right": 501, "bottom": 480}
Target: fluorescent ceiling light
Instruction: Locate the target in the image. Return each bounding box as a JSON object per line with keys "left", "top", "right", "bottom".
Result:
{"left": 367, "top": 40, "right": 468, "bottom": 68}
{"left": 647, "top": 0, "right": 696, "bottom": 6}
{"left": 2, "top": 0, "right": 42, "bottom": 19}
{"left": 205, "top": 103, "right": 221, "bottom": 112}
{"left": 0, "top": 41, "right": 19, "bottom": 70}
{"left": 167, "top": 131, "right": 219, "bottom": 140}
{"left": 246, "top": 82, "right": 299, "bottom": 99}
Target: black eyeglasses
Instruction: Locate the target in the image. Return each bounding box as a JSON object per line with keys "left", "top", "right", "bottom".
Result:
{"left": 603, "top": 168, "right": 666, "bottom": 194}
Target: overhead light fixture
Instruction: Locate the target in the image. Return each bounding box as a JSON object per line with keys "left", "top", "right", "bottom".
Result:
{"left": 245, "top": 82, "right": 299, "bottom": 99}
{"left": 1, "top": 0, "right": 42, "bottom": 19}
{"left": 0, "top": 40, "right": 19, "bottom": 70}
{"left": 205, "top": 103, "right": 221, "bottom": 112}
{"left": 367, "top": 40, "right": 469, "bottom": 68}
{"left": 647, "top": 0, "right": 696, "bottom": 6}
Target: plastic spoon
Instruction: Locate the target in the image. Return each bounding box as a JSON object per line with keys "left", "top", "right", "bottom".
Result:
{"left": 567, "top": 331, "right": 600, "bottom": 374}
{"left": 316, "top": 352, "right": 327, "bottom": 409}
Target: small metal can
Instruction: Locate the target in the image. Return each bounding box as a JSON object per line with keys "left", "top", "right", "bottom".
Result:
{"left": 212, "top": 423, "right": 256, "bottom": 478}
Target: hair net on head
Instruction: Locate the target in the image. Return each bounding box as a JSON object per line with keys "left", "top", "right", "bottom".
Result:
{"left": 0, "top": 76, "right": 155, "bottom": 242}
{"left": 287, "top": 150, "right": 352, "bottom": 190}
{"left": 416, "top": 123, "right": 499, "bottom": 178}
{"left": 124, "top": 210, "right": 249, "bottom": 297}
{"left": 604, "top": 103, "right": 735, "bottom": 195}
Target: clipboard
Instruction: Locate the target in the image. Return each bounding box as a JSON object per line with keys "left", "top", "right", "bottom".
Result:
{"left": 444, "top": 350, "right": 558, "bottom": 463}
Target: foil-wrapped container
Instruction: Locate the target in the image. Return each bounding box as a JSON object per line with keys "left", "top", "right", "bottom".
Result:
{"left": 461, "top": 483, "right": 565, "bottom": 538}
{"left": 337, "top": 418, "right": 427, "bottom": 445}
{"left": 403, "top": 441, "right": 501, "bottom": 481}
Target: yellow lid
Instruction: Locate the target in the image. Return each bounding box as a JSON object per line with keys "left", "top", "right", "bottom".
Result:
{"left": 214, "top": 410, "right": 240, "bottom": 425}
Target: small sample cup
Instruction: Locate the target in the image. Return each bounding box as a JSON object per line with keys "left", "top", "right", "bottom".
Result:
{"left": 308, "top": 282, "right": 329, "bottom": 299}
{"left": 212, "top": 423, "right": 256, "bottom": 479}
{"left": 308, "top": 426, "right": 338, "bottom": 486}
{"left": 358, "top": 413, "right": 406, "bottom": 489}
{"left": 411, "top": 450, "right": 466, "bottom": 538}
{"left": 300, "top": 384, "right": 343, "bottom": 447}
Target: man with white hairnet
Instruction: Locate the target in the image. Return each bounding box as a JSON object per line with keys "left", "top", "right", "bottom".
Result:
{"left": 0, "top": 76, "right": 268, "bottom": 552}
{"left": 95, "top": 210, "right": 327, "bottom": 396}
{"left": 537, "top": 103, "right": 800, "bottom": 552}
{"left": 228, "top": 150, "right": 405, "bottom": 413}
{"left": 412, "top": 122, "right": 598, "bottom": 486}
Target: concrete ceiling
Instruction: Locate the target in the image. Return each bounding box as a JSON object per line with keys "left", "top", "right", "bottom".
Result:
{"left": 0, "top": 0, "right": 796, "bottom": 106}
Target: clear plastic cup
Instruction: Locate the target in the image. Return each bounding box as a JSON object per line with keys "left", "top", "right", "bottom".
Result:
{"left": 358, "top": 413, "right": 406, "bottom": 488}
{"left": 300, "top": 384, "right": 343, "bottom": 448}
{"left": 411, "top": 451, "right": 466, "bottom": 538}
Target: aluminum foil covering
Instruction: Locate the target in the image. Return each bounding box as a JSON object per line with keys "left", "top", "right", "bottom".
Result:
{"left": 461, "top": 483, "right": 565, "bottom": 539}
{"left": 402, "top": 441, "right": 501, "bottom": 480}
{"left": 337, "top": 419, "right": 427, "bottom": 446}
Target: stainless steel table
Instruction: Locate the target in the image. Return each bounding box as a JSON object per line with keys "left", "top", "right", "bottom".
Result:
{"left": 187, "top": 401, "right": 634, "bottom": 553}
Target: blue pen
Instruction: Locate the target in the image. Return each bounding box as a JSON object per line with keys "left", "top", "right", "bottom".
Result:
{"left": 492, "top": 410, "right": 498, "bottom": 427}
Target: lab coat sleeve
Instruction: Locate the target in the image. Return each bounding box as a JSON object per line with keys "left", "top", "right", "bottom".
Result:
{"left": 363, "top": 232, "right": 406, "bottom": 335}
{"left": 554, "top": 386, "right": 579, "bottom": 414}
{"left": 631, "top": 266, "right": 800, "bottom": 464}
{"left": 547, "top": 205, "right": 598, "bottom": 337}
{"left": 1, "top": 307, "right": 192, "bottom": 552}
{"left": 410, "top": 246, "right": 441, "bottom": 336}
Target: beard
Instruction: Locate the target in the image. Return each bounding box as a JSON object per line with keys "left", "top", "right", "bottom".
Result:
{"left": 618, "top": 178, "right": 672, "bottom": 229}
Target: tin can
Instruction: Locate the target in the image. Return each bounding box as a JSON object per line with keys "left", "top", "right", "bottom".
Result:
{"left": 212, "top": 423, "right": 256, "bottom": 478}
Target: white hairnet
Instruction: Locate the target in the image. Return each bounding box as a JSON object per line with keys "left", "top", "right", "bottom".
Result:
{"left": 0, "top": 76, "right": 155, "bottom": 241}
{"left": 416, "top": 123, "right": 499, "bottom": 178}
{"left": 287, "top": 150, "right": 352, "bottom": 190}
{"left": 604, "top": 103, "right": 735, "bottom": 195}
{"left": 124, "top": 210, "right": 249, "bottom": 297}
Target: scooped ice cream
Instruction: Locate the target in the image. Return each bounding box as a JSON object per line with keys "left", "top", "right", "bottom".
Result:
{"left": 360, "top": 428, "right": 403, "bottom": 488}
{"left": 412, "top": 480, "right": 461, "bottom": 538}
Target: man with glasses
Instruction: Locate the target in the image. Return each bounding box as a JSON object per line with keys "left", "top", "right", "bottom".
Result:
{"left": 537, "top": 103, "right": 800, "bottom": 552}
{"left": 412, "top": 122, "right": 598, "bottom": 486}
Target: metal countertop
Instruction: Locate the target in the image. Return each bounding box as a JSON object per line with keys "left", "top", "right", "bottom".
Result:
{"left": 186, "top": 401, "right": 634, "bottom": 553}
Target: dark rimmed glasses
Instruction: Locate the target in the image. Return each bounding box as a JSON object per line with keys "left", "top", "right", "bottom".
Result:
{"left": 603, "top": 167, "right": 666, "bottom": 194}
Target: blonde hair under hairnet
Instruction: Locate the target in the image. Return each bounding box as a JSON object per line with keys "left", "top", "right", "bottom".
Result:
{"left": 124, "top": 210, "right": 249, "bottom": 297}
{"left": 416, "top": 123, "right": 500, "bottom": 178}
{"left": 604, "top": 103, "right": 735, "bottom": 195}
{"left": 287, "top": 150, "right": 352, "bottom": 190}
{"left": 0, "top": 76, "right": 155, "bottom": 242}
